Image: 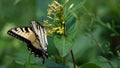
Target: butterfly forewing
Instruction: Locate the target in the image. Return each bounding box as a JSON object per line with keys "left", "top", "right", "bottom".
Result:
{"left": 7, "top": 27, "right": 44, "bottom": 57}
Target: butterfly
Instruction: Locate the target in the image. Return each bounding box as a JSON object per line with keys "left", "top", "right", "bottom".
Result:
{"left": 7, "top": 20, "right": 48, "bottom": 63}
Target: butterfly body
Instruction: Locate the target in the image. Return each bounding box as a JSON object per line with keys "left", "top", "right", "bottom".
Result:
{"left": 7, "top": 21, "right": 48, "bottom": 63}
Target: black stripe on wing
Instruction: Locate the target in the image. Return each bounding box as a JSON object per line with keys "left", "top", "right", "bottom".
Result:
{"left": 7, "top": 27, "right": 31, "bottom": 43}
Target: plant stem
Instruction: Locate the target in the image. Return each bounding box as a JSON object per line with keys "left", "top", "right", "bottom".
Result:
{"left": 87, "top": 28, "right": 114, "bottom": 68}
{"left": 70, "top": 50, "right": 76, "bottom": 68}
{"left": 63, "top": 19, "right": 76, "bottom": 68}
{"left": 63, "top": 57, "right": 66, "bottom": 65}
{"left": 63, "top": 22, "right": 76, "bottom": 68}
{"left": 61, "top": 3, "right": 76, "bottom": 67}
{"left": 87, "top": 28, "right": 106, "bottom": 55}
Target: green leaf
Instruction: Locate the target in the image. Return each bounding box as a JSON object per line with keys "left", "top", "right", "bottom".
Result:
{"left": 22, "top": 54, "right": 32, "bottom": 68}
{"left": 30, "top": 65, "right": 46, "bottom": 68}
{"left": 54, "top": 36, "right": 74, "bottom": 57}
{"left": 13, "top": 0, "right": 21, "bottom": 5}
{"left": 8, "top": 60, "right": 22, "bottom": 68}
{"left": 80, "top": 63, "right": 101, "bottom": 68}
{"left": 45, "top": 59, "right": 66, "bottom": 68}
{"left": 67, "top": 62, "right": 78, "bottom": 68}
{"left": 54, "top": 19, "right": 79, "bottom": 57}
{"left": 89, "top": 56, "right": 117, "bottom": 68}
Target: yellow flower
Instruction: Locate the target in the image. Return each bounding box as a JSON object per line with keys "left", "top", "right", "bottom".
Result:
{"left": 57, "top": 27, "right": 64, "bottom": 34}
{"left": 48, "top": 0, "right": 62, "bottom": 12}
{"left": 53, "top": 27, "right": 58, "bottom": 31}
{"left": 68, "top": 3, "right": 74, "bottom": 10}
{"left": 54, "top": 0, "right": 61, "bottom": 6}
{"left": 48, "top": 30, "right": 54, "bottom": 35}
{"left": 44, "top": 20, "right": 52, "bottom": 27}
{"left": 55, "top": 6, "right": 62, "bottom": 12}
{"left": 47, "top": 16, "right": 53, "bottom": 19}
{"left": 62, "top": 21, "right": 65, "bottom": 24}
{"left": 47, "top": 9, "right": 53, "bottom": 15}
{"left": 65, "top": 0, "right": 69, "bottom": 3}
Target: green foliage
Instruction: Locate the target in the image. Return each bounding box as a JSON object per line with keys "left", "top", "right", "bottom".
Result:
{"left": 80, "top": 63, "right": 101, "bottom": 68}
{"left": 54, "top": 35, "right": 74, "bottom": 57}
{"left": 54, "top": 18, "right": 79, "bottom": 57}
{"left": 0, "top": 0, "right": 120, "bottom": 68}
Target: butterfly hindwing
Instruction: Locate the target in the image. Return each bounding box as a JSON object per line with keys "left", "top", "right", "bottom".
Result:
{"left": 31, "top": 21, "right": 48, "bottom": 57}
{"left": 31, "top": 21, "right": 48, "bottom": 50}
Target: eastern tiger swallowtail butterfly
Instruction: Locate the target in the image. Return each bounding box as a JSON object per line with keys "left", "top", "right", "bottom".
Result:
{"left": 7, "top": 21, "right": 48, "bottom": 63}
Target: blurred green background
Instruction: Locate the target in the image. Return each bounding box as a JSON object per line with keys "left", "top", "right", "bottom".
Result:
{"left": 0, "top": 0, "right": 120, "bottom": 68}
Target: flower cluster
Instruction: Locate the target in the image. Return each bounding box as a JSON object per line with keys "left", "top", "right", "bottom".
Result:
{"left": 47, "top": 0, "right": 62, "bottom": 16}
{"left": 44, "top": 0, "right": 74, "bottom": 35}
{"left": 44, "top": 0, "right": 65, "bottom": 35}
